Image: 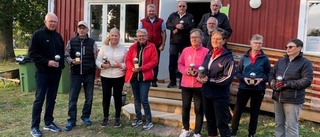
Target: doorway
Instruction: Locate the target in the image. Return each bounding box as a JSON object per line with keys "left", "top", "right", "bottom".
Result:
{"left": 186, "top": 2, "right": 211, "bottom": 28}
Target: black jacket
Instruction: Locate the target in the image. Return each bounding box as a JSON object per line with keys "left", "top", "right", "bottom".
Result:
{"left": 269, "top": 52, "right": 313, "bottom": 104}
{"left": 68, "top": 35, "right": 96, "bottom": 75}
{"left": 197, "top": 12, "right": 233, "bottom": 39}
{"left": 166, "top": 11, "right": 195, "bottom": 46}
{"left": 28, "top": 27, "right": 65, "bottom": 73}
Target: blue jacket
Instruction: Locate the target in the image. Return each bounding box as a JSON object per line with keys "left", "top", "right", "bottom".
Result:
{"left": 235, "top": 49, "right": 271, "bottom": 90}
{"left": 201, "top": 48, "right": 235, "bottom": 102}
{"left": 269, "top": 52, "right": 313, "bottom": 104}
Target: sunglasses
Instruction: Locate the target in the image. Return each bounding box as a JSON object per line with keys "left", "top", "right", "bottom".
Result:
{"left": 179, "top": 5, "right": 186, "bottom": 8}
{"left": 285, "top": 46, "right": 297, "bottom": 50}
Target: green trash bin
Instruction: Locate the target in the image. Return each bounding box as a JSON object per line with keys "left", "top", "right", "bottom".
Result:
{"left": 19, "top": 62, "right": 36, "bottom": 92}
{"left": 58, "top": 62, "right": 70, "bottom": 93}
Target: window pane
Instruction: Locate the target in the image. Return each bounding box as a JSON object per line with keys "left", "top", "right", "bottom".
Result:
{"left": 125, "top": 4, "right": 139, "bottom": 43}
{"left": 306, "top": 2, "right": 320, "bottom": 52}
{"left": 107, "top": 4, "right": 120, "bottom": 33}
{"left": 90, "top": 5, "right": 103, "bottom": 41}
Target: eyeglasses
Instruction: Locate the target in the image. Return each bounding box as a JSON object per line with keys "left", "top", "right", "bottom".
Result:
{"left": 212, "top": 4, "right": 219, "bottom": 7}
{"left": 252, "top": 42, "right": 263, "bottom": 45}
{"left": 285, "top": 46, "right": 297, "bottom": 50}
{"left": 212, "top": 38, "right": 222, "bottom": 41}
{"left": 207, "top": 23, "right": 216, "bottom": 25}
{"left": 137, "top": 35, "right": 147, "bottom": 38}
{"left": 179, "top": 5, "right": 186, "bottom": 8}
{"left": 190, "top": 36, "right": 200, "bottom": 39}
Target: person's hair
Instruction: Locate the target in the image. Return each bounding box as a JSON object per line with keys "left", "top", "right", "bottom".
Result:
{"left": 103, "top": 27, "right": 120, "bottom": 45}
{"left": 250, "top": 34, "right": 263, "bottom": 43}
{"left": 136, "top": 28, "right": 148, "bottom": 36}
{"left": 206, "top": 17, "right": 218, "bottom": 25}
{"left": 147, "top": 4, "right": 156, "bottom": 10}
{"left": 45, "top": 13, "right": 57, "bottom": 21}
{"left": 288, "top": 39, "right": 303, "bottom": 48}
{"left": 211, "top": 28, "right": 227, "bottom": 40}
{"left": 190, "top": 28, "right": 204, "bottom": 40}
{"left": 211, "top": 0, "right": 222, "bottom": 7}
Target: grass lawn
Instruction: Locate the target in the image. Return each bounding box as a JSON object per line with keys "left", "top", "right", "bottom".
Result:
{"left": 1, "top": 60, "right": 320, "bottom": 137}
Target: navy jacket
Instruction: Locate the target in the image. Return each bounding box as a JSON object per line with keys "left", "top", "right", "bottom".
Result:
{"left": 269, "top": 52, "right": 313, "bottom": 104}
{"left": 235, "top": 49, "right": 271, "bottom": 91}
{"left": 201, "top": 48, "right": 235, "bottom": 102}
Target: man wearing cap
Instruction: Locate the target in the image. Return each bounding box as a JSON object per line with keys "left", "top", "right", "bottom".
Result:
{"left": 64, "top": 20, "right": 98, "bottom": 131}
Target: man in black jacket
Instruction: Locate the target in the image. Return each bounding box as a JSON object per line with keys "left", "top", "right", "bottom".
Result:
{"left": 64, "top": 21, "right": 98, "bottom": 131}
{"left": 29, "top": 13, "right": 65, "bottom": 137}
{"left": 197, "top": 0, "right": 232, "bottom": 39}
{"left": 166, "top": 1, "right": 195, "bottom": 88}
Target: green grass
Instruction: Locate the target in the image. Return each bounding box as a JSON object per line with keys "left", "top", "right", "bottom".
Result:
{"left": 14, "top": 49, "right": 28, "bottom": 56}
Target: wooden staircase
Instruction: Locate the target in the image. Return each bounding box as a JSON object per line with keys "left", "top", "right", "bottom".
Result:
{"left": 122, "top": 82, "right": 201, "bottom": 129}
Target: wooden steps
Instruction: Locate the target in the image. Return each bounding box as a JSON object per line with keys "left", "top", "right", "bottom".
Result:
{"left": 122, "top": 82, "right": 203, "bottom": 129}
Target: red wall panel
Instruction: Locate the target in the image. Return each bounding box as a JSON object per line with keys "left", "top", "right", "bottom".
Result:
{"left": 54, "top": 0, "right": 84, "bottom": 45}
{"left": 226, "top": 0, "right": 300, "bottom": 50}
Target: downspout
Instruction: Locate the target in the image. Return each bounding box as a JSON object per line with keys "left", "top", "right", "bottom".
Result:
{"left": 48, "top": 0, "right": 55, "bottom": 13}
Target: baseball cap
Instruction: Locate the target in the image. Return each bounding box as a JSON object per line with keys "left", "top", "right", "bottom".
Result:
{"left": 77, "top": 21, "right": 88, "bottom": 28}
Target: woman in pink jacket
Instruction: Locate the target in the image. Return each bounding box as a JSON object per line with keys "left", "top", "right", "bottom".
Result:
{"left": 178, "top": 28, "right": 209, "bottom": 137}
{"left": 125, "top": 28, "right": 158, "bottom": 131}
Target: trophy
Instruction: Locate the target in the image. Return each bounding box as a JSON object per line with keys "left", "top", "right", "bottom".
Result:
{"left": 198, "top": 66, "right": 205, "bottom": 78}
{"left": 54, "top": 55, "right": 60, "bottom": 62}
{"left": 75, "top": 52, "right": 81, "bottom": 63}
{"left": 276, "top": 76, "right": 283, "bottom": 90}
{"left": 180, "top": 20, "right": 184, "bottom": 24}
{"left": 248, "top": 72, "right": 256, "bottom": 85}
{"left": 189, "top": 63, "right": 195, "bottom": 75}
{"left": 133, "top": 58, "right": 139, "bottom": 69}
{"left": 102, "top": 56, "right": 109, "bottom": 64}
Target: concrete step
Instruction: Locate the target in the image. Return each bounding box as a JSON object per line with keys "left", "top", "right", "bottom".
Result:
{"left": 122, "top": 103, "right": 202, "bottom": 129}
{"left": 148, "top": 97, "right": 196, "bottom": 116}
{"left": 149, "top": 83, "right": 182, "bottom": 100}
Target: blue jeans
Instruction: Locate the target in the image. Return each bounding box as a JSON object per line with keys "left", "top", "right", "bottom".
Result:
{"left": 274, "top": 101, "right": 302, "bottom": 137}
{"left": 131, "top": 80, "right": 152, "bottom": 122}
{"left": 31, "top": 71, "right": 61, "bottom": 129}
{"left": 67, "top": 74, "right": 95, "bottom": 123}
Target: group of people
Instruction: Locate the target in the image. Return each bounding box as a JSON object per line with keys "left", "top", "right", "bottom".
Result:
{"left": 27, "top": 0, "right": 314, "bottom": 137}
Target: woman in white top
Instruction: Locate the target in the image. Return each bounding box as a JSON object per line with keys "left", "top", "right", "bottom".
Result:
{"left": 96, "top": 28, "right": 127, "bottom": 127}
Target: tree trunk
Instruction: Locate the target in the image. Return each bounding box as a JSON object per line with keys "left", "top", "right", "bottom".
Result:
{"left": 0, "top": 25, "right": 15, "bottom": 61}
{"left": 0, "top": 1, "right": 15, "bottom": 61}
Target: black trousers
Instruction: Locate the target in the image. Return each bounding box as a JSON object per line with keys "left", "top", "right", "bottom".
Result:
{"left": 231, "top": 88, "right": 265, "bottom": 135}
{"left": 101, "top": 76, "right": 125, "bottom": 119}
{"left": 181, "top": 87, "right": 203, "bottom": 134}
{"left": 168, "top": 43, "right": 185, "bottom": 83}
{"left": 203, "top": 95, "right": 231, "bottom": 137}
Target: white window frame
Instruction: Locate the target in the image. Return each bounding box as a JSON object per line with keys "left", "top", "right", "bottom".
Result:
{"left": 84, "top": 0, "right": 145, "bottom": 47}
{"left": 298, "top": 0, "right": 320, "bottom": 56}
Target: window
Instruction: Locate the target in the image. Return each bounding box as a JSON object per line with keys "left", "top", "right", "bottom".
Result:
{"left": 85, "top": 0, "right": 142, "bottom": 47}
{"left": 298, "top": 0, "right": 320, "bottom": 56}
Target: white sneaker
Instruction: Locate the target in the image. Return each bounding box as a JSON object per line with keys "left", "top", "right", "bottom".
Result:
{"left": 179, "top": 129, "right": 190, "bottom": 137}
{"left": 193, "top": 133, "right": 201, "bottom": 137}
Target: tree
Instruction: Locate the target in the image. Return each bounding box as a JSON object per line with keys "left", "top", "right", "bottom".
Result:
{"left": 0, "top": 0, "right": 47, "bottom": 61}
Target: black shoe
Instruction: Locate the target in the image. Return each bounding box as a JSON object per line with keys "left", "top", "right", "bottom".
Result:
{"left": 114, "top": 118, "right": 121, "bottom": 127}
{"left": 151, "top": 81, "right": 158, "bottom": 87}
{"left": 100, "top": 118, "right": 110, "bottom": 127}
{"left": 167, "top": 82, "right": 177, "bottom": 88}
{"left": 64, "top": 122, "right": 76, "bottom": 131}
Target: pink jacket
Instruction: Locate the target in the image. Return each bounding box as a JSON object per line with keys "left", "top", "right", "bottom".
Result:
{"left": 125, "top": 41, "right": 158, "bottom": 82}
{"left": 178, "top": 45, "right": 208, "bottom": 88}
